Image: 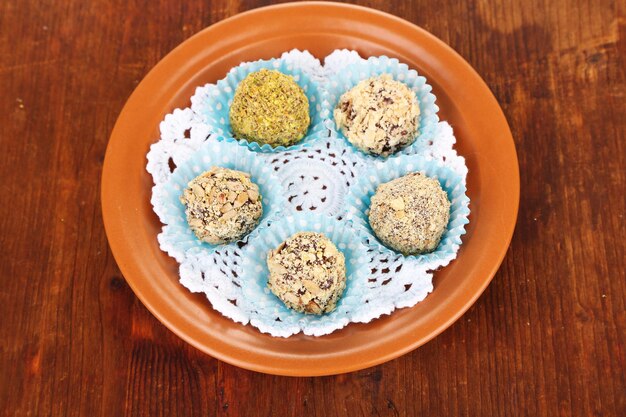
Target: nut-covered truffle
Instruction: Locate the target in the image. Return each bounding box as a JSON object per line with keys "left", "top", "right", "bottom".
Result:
{"left": 334, "top": 74, "right": 420, "bottom": 156}
{"left": 369, "top": 172, "right": 450, "bottom": 255}
{"left": 229, "top": 69, "right": 310, "bottom": 147}
{"left": 180, "top": 167, "right": 262, "bottom": 244}
{"left": 267, "top": 232, "right": 346, "bottom": 315}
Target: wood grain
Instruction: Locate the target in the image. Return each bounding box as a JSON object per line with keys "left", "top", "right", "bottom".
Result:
{"left": 1, "top": 0, "right": 624, "bottom": 416}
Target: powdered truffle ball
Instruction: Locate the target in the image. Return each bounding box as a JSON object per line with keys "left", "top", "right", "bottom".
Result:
{"left": 180, "top": 167, "right": 262, "bottom": 244}
{"left": 267, "top": 232, "right": 346, "bottom": 315}
{"left": 229, "top": 69, "right": 310, "bottom": 147}
{"left": 334, "top": 74, "right": 420, "bottom": 156}
{"left": 369, "top": 172, "right": 450, "bottom": 255}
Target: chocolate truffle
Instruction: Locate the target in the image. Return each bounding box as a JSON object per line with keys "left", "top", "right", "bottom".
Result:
{"left": 180, "top": 167, "right": 262, "bottom": 244}
{"left": 267, "top": 232, "right": 346, "bottom": 315}
{"left": 369, "top": 172, "right": 450, "bottom": 255}
{"left": 334, "top": 74, "right": 420, "bottom": 156}
{"left": 229, "top": 69, "right": 310, "bottom": 147}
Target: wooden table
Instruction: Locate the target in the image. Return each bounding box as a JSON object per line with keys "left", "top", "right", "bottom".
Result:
{"left": 1, "top": 0, "right": 624, "bottom": 415}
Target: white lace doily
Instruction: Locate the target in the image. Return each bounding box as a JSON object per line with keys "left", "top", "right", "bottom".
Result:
{"left": 146, "top": 50, "right": 469, "bottom": 337}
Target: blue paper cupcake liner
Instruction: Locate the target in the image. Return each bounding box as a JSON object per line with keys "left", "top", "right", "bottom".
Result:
{"left": 345, "top": 154, "right": 470, "bottom": 267}
{"left": 324, "top": 56, "right": 440, "bottom": 159}
{"left": 151, "top": 138, "right": 286, "bottom": 263}
{"left": 191, "top": 58, "right": 331, "bottom": 153}
{"left": 239, "top": 213, "right": 370, "bottom": 337}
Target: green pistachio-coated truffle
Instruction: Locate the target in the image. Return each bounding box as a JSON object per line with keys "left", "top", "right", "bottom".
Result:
{"left": 229, "top": 69, "right": 311, "bottom": 147}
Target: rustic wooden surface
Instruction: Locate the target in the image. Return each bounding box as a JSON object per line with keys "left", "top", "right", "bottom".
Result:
{"left": 1, "top": 0, "right": 624, "bottom": 415}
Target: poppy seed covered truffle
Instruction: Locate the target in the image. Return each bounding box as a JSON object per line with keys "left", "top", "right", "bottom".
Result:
{"left": 369, "top": 172, "right": 450, "bottom": 255}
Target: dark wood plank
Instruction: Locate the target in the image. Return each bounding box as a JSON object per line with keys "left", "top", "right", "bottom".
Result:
{"left": 0, "top": 0, "right": 623, "bottom": 416}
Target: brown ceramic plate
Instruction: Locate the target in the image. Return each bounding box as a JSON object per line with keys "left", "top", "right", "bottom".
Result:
{"left": 101, "top": 2, "right": 519, "bottom": 376}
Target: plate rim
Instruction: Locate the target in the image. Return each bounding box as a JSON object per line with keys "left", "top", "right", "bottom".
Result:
{"left": 101, "top": 1, "right": 520, "bottom": 376}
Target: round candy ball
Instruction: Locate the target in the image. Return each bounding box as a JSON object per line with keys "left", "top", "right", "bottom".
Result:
{"left": 229, "top": 69, "right": 310, "bottom": 147}
{"left": 180, "top": 167, "right": 262, "bottom": 244}
{"left": 334, "top": 74, "right": 420, "bottom": 156}
{"left": 267, "top": 232, "right": 346, "bottom": 315}
{"left": 369, "top": 172, "right": 450, "bottom": 255}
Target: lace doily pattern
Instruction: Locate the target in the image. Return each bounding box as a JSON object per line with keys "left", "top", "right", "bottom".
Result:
{"left": 146, "top": 50, "right": 470, "bottom": 337}
{"left": 261, "top": 135, "right": 364, "bottom": 217}
{"left": 351, "top": 249, "right": 434, "bottom": 323}
{"left": 179, "top": 244, "right": 249, "bottom": 325}
{"left": 146, "top": 108, "right": 213, "bottom": 185}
